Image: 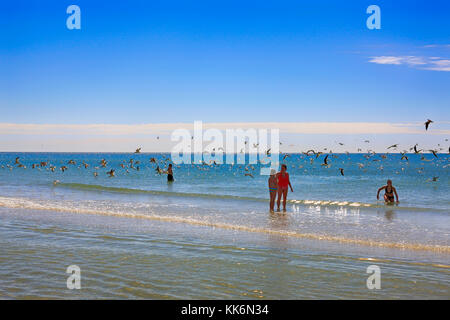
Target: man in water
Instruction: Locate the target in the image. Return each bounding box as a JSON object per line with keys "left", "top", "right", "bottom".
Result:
{"left": 377, "top": 179, "right": 399, "bottom": 204}
{"left": 276, "top": 164, "right": 293, "bottom": 212}
{"left": 166, "top": 163, "right": 174, "bottom": 182}
{"left": 268, "top": 169, "right": 278, "bottom": 212}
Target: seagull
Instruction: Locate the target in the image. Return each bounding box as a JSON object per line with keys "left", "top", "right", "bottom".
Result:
{"left": 244, "top": 173, "right": 254, "bottom": 178}
{"left": 107, "top": 169, "right": 115, "bottom": 177}
{"left": 424, "top": 119, "right": 433, "bottom": 131}
{"left": 387, "top": 144, "right": 398, "bottom": 149}
{"left": 413, "top": 145, "right": 422, "bottom": 154}
{"left": 15, "top": 157, "right": 20, "bottom": 164}
{"left": 429, "top": 150, "right": 438, "bottom": 158}
{"left": 135, "top": 148, "right": 141, "bottom": 154}
{"left": 400, "top": 153, "right": 409, "bottom": 161}
{"left": 321, "top": 154, "right": 329, "bottom": 166}
{"left": 339, "top": 168, "right": 344, "bottom": 176}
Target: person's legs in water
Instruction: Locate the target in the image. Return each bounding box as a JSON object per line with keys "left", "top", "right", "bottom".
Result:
{"left": 276, "top": 188, "right": 283, "bottom": 212}
{"left": 282, "top": 187, "right": 288, "bottom": 211}
{"left": 269, "top": 189, "right": 277, "bottom": 212}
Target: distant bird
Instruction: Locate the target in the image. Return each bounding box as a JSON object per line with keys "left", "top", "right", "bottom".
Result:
{"left": 244, "top": 173, "right": 254, "bottom": 178}
{"left": 135, "top": 148, "right": 141, "bottom": 154}
{"left": 321, "top": 154, "right": 329, "bottom": 166}
{"left": 266, "top": 148, "right": 271, "bottom": 156}
{"left": 68, "top": 160, "right": 76, "bottom": 165}
{"left": 429, "top": 150, "right": 438, "bottom": 158}
{"left": 424, "top": 119, "right": 433, "bottom": 131}
{"left": 107, "top": 169, "right": 115, "bottom": 177}
{"left": 364, "top": 140, "right": 370, "bottom": 143}
{"left": 150, "top": 157, "right": 157, "bottom": 163}
{"left": 400, "top": 153, "right": 409, "bottom": 161}
{"left": 60, "top": 166, "right": 68, "bottom": 172}
{"left": 387, "top": 144, "right": 398, "bottom": 149}
{"left": 339, "top": 168, "right": 344, "bottom": 176}
{"left": 413, "top": 145, "right": 422, "bottom": 154}
{"left": 15, "top": 157, "right": 20, "bottom": 165}
{"left": 93, "top": 172, "right": 98, "bottom": 177}
{"left": 282, "top": 154, "right": 290, "bottom": 161}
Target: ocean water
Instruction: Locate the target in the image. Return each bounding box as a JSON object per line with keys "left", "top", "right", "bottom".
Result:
{"left": 0, "top": 152, "right": 449, "bottom": 299}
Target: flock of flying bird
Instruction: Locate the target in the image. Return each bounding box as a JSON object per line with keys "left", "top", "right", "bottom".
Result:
{"left": 1, "top": 119, "right": 448, "bottom": 182}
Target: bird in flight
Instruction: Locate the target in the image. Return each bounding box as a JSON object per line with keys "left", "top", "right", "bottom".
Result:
{"left": 135, "top": 148, "right": 141, "bottom": 154}
{"left": 429, "top": 150, "right": 438, "bottom": 158}
{"left": 321, "top": 154, "right": 329, "bottom": 166}
{"left": 424, "top": 119, "right": 433, "bottom": 131}
{"left": 339, "top": 168, "right": 344, "bottom": 176}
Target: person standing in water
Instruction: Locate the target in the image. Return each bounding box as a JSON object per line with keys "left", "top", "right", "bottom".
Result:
{"left": 166, "top": 163, "right": 174, "bottom": 182}
{"left": 276, "top": 164, "right": 293, "bottom": 212}
{"left": 377, "top": 179, "right": 399, "bottom": 204}
{"left": 268, "top": 169, "right": 278, "bottom": 212}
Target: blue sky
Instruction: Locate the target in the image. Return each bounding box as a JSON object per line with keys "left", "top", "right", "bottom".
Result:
{"left": 1, "top": 0, "right": 449, "bottom": 125}
{"left": 0, "top": 1, "right": 449, "bottom": 152}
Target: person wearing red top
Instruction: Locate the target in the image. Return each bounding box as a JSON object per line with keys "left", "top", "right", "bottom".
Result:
{"left": 276, "top": 164, "right": 294, "bottom": 212}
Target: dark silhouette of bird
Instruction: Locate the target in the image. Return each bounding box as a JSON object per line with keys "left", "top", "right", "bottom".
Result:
{"left": 321, "top": 154, "right": 329, "bottom": 166}
{"left": 424, "top": 119, "right": 433, "bottom": 130}
{"left": 339, "top": 168, "right": 344, "bottom": 176}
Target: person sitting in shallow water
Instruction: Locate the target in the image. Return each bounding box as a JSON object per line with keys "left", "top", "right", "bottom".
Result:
{"left": 377, "top": 179, "right": 399, "bottom": 204}
{"left": 268, "top": 169, "right": 278, "bottom": 212}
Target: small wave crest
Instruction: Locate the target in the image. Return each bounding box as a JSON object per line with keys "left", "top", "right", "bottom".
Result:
{"left": 57, "top": 183, "right": 443, "bottom": 212}
{"left": 0, "top": 195, "right": 449, "bottom": 253}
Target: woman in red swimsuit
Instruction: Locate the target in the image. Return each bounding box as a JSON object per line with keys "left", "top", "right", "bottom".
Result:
{"left": 276, "top": 164, "right": 294, "bottom": 212}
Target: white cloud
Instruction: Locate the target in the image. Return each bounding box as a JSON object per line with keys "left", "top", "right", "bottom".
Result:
{"left": 424, "top": 59, "right": 450, "bottom": 72}
{"left": 1, "top": 122, "right": 448, "bottom": 152}
{"left": 369, "top": 56, "right": 403, "bottom": 65}
{"left": 369, "top": 55, "right": 450, "bottom": 71}
{"left": 1, "top": 122, "right": 449, "bottom": 136}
